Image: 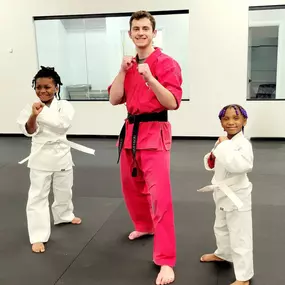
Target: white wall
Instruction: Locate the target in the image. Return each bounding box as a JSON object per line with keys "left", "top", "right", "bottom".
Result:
{"left": 1, "top": 0, "right": 285, "bottom": 137}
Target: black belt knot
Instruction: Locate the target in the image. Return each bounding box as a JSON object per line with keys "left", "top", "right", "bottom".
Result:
{"left": 117, "top": 110, "right": 168, "bottom": 177}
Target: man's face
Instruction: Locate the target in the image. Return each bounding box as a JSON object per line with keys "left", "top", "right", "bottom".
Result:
{"left": 129, "top": 17, "right": 156, "bottom": 49}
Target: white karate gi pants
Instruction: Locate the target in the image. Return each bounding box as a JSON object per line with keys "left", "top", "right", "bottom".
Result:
{"left": 214, "top": 207, "right": 254, "bottom": 281}
{"left": 26, "top": 168, "right": 75, "bottom": 244}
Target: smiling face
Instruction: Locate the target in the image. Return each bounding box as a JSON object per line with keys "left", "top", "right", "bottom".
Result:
{"left": 35, "top": 77, "right": 58, "bottom": 104}
{"left": 129, "top": 17, "right": 156, "bottom": 50}
{"left": 220, "top": 107, "right": 247, "bottom": 138}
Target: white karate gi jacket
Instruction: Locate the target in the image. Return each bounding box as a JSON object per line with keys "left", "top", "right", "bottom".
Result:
{"left": 17, "top": 98, "right": 75, "bottom": 171}
{"left": 203, "top": 132, "right": 254, "bottom": 211}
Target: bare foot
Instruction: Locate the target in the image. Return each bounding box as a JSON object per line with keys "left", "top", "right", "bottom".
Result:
{"left": 32, "top": 242, "right": 45, "bottom": 253}
{"left": 156, "top": 265, "right": 175, "bottom": 285}
{"left": 230, "top": 281, "right": 250, "bottom": 285}
{"left": 71, "top": 217, "right": 82, "bottom": 225}
{"left": 128, "top": 230, "right": 153, "bottom": 240}
{"left": 200, "top": 253, "right": 224, "bottom": 262}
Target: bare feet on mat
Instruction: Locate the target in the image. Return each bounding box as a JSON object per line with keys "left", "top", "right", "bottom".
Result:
{"left": 200, "top": 253, "right": 224, "bottom": 262}
{"left": 230, "top": 281, "right": 250, "bottom": 285}
{"left": 71, "top": 217, "right": 82, "bottom": 225}
{"left": 156, "top": 265, "right": 175, "bottom": 285}
{"left": 32, "top": 242, "right": 45, "bottom": 253}
{"left": 128, "top": 230, "right": 153, "bottom": 240}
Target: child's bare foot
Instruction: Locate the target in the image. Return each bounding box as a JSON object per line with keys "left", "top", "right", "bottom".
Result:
{"left": 230, "top": 281, "right": 250, "bottom": 285}
{"left": 32, "top": 242, "right": 45, "bottom": 253}
{"left": 128, "top": 230, "right": 153, "bottom": 240}
{"left": 156, "top": 265, "right": 175, "bottom": 285}
{"left": 200, "top": 253, "right": 224, "bottom": 262}
{"left": 71, "top": 217, "right": 82, "bottom": 224}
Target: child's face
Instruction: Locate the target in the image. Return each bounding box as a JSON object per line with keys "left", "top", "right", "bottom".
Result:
{"left": 35, "top": 77, "right": 58, "bottom": 103}
{"left": 220, "top": 107, "right": 247, "bottom": 138}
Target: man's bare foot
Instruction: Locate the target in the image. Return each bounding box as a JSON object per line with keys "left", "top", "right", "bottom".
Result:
{"left": 32, "top": 242, "right": 45, "bottom": 253}
{"left": 200, "top": 253, "right": 224, "bottom": 262}
{"left": 230, "top": 281, "right": 250, "bottom": 285}
{"left": 71, "top": 217, "right": 82, "bottom": 225}
{"left": 128, "top": 230, "right": 153, "bottom": 240}
{"left": 156, "top": 265, "right": 175, "bottom": 285}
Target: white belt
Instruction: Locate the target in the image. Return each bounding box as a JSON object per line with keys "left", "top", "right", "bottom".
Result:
{"left": 18, "top": 139, "right": 95, "bottom": 165}
{"left": 197, "top": 176, "right": 244, "bottom": 209}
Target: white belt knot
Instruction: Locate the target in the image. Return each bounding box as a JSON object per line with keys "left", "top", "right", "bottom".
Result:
{"left": 19, "top": 138, "right": 95, "bottom": 165}
{"left": 197, "top": 175, "right": 245, "bottom": 209}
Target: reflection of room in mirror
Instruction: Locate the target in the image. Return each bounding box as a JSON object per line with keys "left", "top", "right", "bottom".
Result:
{"left": 34, "top": 12, "right": 189, "bottom": 101}
{"left": 248, "top": 26, "right": 278, "bottom": 100}
{"left": 247, "top": 7, "right": 285, "bottom": 100}
{"left": 35, "top": 18, "right": 110, "bottom": 101}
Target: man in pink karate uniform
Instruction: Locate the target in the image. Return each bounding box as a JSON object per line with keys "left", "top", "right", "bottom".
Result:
{"left": 108, "top": 10, "right": 183, "bottom": 285}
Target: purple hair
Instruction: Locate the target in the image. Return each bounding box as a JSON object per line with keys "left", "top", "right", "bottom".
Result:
{"left": 218, "top": 104, "right": 248, "bottom": 120}
{"left": 218, "top": 104, "right": 248, "bottom": 133}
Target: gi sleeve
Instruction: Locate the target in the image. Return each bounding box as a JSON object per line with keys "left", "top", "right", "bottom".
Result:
{"left": 213, "top": 140, "right": 253, "bottom": 173}
{"left": 203, "top": 140, "right": 219, "bottom": 171}
{"left": 204, "top": 152, "right": 215, "bottom": 171}
{"left": 155, "top": 58, "right": 183, "bottom": 109}
{"left": 107, "top": 84, "right": 126, "bottom": 104}
{"left": 17, "top": 105, "right": 40, "bottom": 137}
{"left": 36, "top": 100, "right": 74, "bottom": 135}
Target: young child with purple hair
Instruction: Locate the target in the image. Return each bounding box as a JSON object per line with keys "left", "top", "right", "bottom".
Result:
{"left": 199, "top": 104, "right": 254, "bottom": 285}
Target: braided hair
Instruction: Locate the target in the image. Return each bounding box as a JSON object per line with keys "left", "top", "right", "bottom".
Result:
{"left": 32, "top": 66, "right": 63, "bottom": 99}
{"left": 218, "top": 104, "right": 248, "bottom": 120}
{"left": 218, "top": 104, "right": 248, "bottom": 132}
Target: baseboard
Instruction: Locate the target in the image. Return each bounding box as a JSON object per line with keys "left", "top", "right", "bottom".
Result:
{"left": 250, "top": 137, "right": 285, "bottom": 141}
{"left": 1, "top": 133, "right": 285, "bottom": 141}
{"left": 172, "top": 136, "right": 217, "bottom": 140}
{"left": 0, "top": 133, "right": 217, "bottom": 140}
{"left": 0, "top": 133, "right": 25, "bottom": 137}
{"left": 0, "top": 133, "right": 119, "bottom": 139}
{"left": 67, "top": 134, "right": 118, "bottom": 139}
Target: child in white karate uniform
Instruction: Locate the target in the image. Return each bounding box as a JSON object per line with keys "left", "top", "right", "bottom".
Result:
{"left": 199, "top": 104, "right": 254, "bottom": 285}
{"left": 17, "top": 66, "right": 86, "bottom": 253}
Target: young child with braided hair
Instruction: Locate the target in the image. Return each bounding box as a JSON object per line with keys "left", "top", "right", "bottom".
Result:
{"left": 17, "top": 66, "right": 92, "bottom": 253}
{"left": 199, "top": 104, "right": 254, "bottom": 285}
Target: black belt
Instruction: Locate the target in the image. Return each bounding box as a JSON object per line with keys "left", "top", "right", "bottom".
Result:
{"left": 117, "top": 110, "right": 168, "bottom": 177}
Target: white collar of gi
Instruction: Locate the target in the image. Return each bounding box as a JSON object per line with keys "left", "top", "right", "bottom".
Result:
{"left": 48, "top": 96, "right": 58, "bottom": 110}
{"left": 231, "top": 131, "right": 244, "bottom": 141}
